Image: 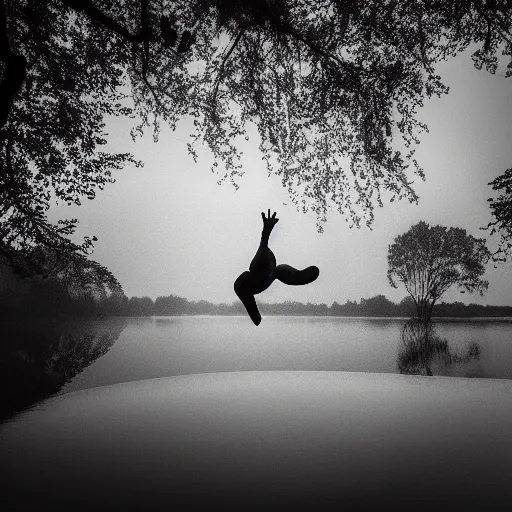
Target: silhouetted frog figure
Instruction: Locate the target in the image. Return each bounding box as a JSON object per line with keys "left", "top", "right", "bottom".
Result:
{"left": 234, "top": 210, "right": 319, "bottom": 325}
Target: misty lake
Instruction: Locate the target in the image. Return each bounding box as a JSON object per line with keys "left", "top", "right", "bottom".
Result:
{"left": 3, "top": 315, "right": 512, "bottom": 422}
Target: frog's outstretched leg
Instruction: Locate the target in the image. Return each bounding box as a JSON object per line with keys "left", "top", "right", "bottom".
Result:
{"left": 234, "top": 272, "right": 262, "bottom": 326}
{"left": 275, "top": 264, "right": 319, "bottom": 286}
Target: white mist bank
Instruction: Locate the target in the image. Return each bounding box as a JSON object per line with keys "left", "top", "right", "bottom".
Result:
{"left": 2, "top": 371, "right": 512, "bottom": 510}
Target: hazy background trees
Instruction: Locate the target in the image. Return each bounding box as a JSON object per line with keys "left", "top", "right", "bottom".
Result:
{"left": 3, "top": 263, "right": 511, "bottom": 318}
{"left": 387, "top": 221, "right": 490, "bottom": 323}
{"left": 0, "top": 251, "right": 125, "bottom": 316}
{"left": 2, "top": 0, "right": 512, "bottom": 282}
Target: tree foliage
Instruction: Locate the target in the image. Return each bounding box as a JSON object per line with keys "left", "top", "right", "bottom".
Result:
{"left": 486, "top": 167, "right": 512, "bottom": 262}
{"left": 0, "top": 247, "right": 125, "bottom": 317}
{"left": 387, "top": 221, "right": 489, "bottom": 322}
{"left": 1, "top": 0, "right": 512, "bottom": 275}
{"left": 1, "top": 0, "right": 141, "bottom": 275}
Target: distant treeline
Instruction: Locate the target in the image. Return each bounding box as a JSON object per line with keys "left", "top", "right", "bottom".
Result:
{"left": 119, "top": 294, "right": 512, "bottom": 318}
{"left": 2, "top": 260, "right": 512, "bottom": 318}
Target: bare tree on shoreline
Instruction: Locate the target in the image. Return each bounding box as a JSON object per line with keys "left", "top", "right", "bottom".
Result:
{"left": 388, "top": 221, "right": 489, "bottom": 324}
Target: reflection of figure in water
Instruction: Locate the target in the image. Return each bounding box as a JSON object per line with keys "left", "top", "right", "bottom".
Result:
{"left": 234, "top": 210, "right": 319, "bottom": 325}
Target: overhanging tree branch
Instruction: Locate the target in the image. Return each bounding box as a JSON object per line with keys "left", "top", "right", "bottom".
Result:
{"left": 274, "top": 15, "right": 367, "bottom": 89}
{"left": 61, "top": 0, "right": 146, "bottom": 43}
{"left": 0, "top": 0, "right": 27, "bottom": 128}
{"left": 211, "top": 27, "right": 247, "bottom": 108}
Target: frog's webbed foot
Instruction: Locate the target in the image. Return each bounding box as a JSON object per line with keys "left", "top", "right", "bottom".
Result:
{"left": 275, "top": 264, "right": 319, "bottom": 286}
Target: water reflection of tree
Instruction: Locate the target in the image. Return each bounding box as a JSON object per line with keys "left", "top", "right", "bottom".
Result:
{"left": 0, "top": 318, "right": 127, "bottom": 422}
{"left": 397, "top": 319, "right": 480, "bottom": 376}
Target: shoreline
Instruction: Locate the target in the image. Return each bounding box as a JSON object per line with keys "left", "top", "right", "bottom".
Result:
{"left": 3, "top": 314, "right": 512, "bottom": 321}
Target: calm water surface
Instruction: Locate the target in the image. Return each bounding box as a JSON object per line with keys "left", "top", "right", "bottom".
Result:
{"left": 2, "top": 316, "right": 512, "bottom": 421}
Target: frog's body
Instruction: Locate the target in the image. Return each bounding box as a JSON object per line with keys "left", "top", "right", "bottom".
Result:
{"left": 234, "top": 211, "right": 319, "bottom": 326}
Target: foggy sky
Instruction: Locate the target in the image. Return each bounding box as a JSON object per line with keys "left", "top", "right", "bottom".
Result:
{"left": 48, "top": 50, "right": 512, "bottom": 306}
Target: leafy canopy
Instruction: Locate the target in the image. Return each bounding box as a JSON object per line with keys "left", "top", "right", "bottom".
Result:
{"left": 387, "top": 221, "right": 489, "bottom": 322}
{"left": 1, "top": 0, "right": 512, "bottom": 274}
{"left": 486, "top": 167, "right": 512, "bottom": 262}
